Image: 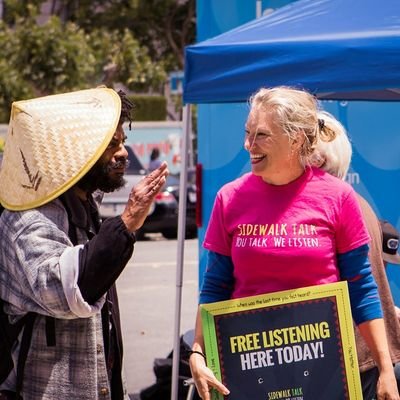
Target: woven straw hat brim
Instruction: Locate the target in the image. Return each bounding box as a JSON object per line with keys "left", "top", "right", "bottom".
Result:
{"left": 0, "top": 88, "right": 121, "bottom": 211}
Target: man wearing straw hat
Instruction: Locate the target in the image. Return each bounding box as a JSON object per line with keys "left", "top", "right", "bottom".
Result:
{"left": 0, "top": 87, "right": 169, "bottom": 400}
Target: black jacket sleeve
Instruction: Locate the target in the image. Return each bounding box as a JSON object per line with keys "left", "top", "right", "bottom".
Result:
{"left": 77, "top": 216, "right": 135, "bottom": 304}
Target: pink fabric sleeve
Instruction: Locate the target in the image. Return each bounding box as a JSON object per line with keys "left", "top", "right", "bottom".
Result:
{"left": 335, "top": 188, "right": 370, "bottom": 254}
{"left": 203, "top": 192, "right": 232, "bottom": 256}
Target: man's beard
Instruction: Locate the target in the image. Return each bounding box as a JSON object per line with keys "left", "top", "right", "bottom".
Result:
{"left": 77, "top": 159, "right": 129, "bottom": 193}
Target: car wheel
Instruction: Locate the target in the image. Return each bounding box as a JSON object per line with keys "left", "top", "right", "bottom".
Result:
{"left": 161, "top": 229, "right": 178, "bottom": 240}
{"left": 185, "top": 228, "right": 198, "bottom": 239}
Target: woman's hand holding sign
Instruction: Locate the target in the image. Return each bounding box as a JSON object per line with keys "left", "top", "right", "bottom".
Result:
{"left": 189, "top": 311, "right": 230, "bottom": 399}
{"left": 189, "top": 350, "right": 229, "bottom": 400}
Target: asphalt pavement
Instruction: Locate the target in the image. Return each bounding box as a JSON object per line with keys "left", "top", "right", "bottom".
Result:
{"left": 116, "top": 235, "right": 199, "bottom": 398}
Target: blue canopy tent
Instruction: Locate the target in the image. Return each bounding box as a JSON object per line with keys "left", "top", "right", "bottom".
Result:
{"left": 184, "top": 0, "right": 400, "bottom": 103}
{"left": 172, "top": 0, "right": 400, "bottom": 398}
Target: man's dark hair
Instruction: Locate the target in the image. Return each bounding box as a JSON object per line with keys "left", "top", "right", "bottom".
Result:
{"left": 117, "top": 90, "right": 134, "bottom": 129}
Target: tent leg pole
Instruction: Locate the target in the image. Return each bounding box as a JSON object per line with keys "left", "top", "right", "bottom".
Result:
{"left": 171, "top": 104, "right": 191, "bottom": 400}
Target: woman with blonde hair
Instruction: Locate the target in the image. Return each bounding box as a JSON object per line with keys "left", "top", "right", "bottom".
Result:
{"left": 189, "top": 86, "right": 399, "bottom": 400}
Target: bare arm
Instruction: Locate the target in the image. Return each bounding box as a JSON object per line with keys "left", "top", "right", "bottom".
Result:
{"left": 189, "top": 307, "right": 230, "bottom": 400}
{"left": 358, "top": 319, "right": 399, "bottom": 399}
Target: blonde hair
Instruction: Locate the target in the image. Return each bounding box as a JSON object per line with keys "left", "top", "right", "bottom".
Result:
{"left": 249, "top": 86, "right": 336, "bottom": 166}
{"left": 311, "top": 111, "right": 352, "bottom": 180}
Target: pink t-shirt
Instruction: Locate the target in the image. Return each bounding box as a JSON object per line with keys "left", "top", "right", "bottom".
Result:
{"left": 203, "top": 167, "right": 370, "bottom": 299}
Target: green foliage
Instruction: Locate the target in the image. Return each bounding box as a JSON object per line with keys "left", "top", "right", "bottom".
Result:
{"left": 0, "top": 59, "right": 34, "bottom": 122}
{"left": 0, "top": 21, "right": 35, "bottom": 122}
{"left": 115, "top": 29, "right": 166, "bottom": 92}
{"left": 0, "top": 17, "right": 167, "bottom": 122}
{"left": 0, "top": 0, "right": 194, "bottom": 122}
{"left": 87, "top": 28, "right": 167, "bottom": 93}
{"left": 130, "top": 95, "right": 167, "bottom": 121}
{"left": 0, "top": 15, "right": 97, "bottom": 121}
{"left": 126, "top": 0, "right": 196, "bottom": 70}
{"left": 13, "top": 16, "right": 97, "bottom": 95}
{"left": 43, "top": 0, "right": 196, "bottom": 71}
{"left": 1, "top": 0, "right": 43, "bottom": 25}
{"left": 85, "top": 28, "right": 118, "bottom": 81}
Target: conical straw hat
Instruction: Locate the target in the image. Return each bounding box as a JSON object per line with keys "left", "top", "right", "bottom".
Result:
{"left": 0, "top": 88, "right": 121, "bottom": 210}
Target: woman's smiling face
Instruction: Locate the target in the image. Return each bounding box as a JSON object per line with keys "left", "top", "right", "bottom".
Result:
{"left": 244, "top": 108, "right": 298, "bottom": 182}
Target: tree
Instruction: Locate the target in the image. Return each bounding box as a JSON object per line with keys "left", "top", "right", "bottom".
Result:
{"left": 42, "top": 0, "right": 196, "bottom": 71}
{"left": 117, "top": 0, "right": 196, "bottom": 71}
{"left": 88, "top": 28, "right": 167, "bottom": 93}
{"left": 1, "top": 0, "right": 43, "bottom": 25}
{"left": 0, "top": 6, "right": 98, "bottom": 120}
{"left": 0, "top": 2, "right": 168, "bottom": 121}
{"left": 0, "top": 0, "right": 195, "bottom": 121}
{"left": 12, "top": 15, "right": 97, "bottom": 95}
{"left": 0, "top": 20, "right": 35, "bottom": 121}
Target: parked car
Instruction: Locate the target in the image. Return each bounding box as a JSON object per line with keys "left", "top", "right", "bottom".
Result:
{"left": 143, "top": 173, "right": 197, "bottom": 239}
{"left": 99, "top": 147, "right": 197, "bottom": 240}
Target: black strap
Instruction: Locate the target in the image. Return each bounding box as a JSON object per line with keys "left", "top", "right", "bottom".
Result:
{"left": 59, "top": 194, "right": 79, "bottom": 246}
{"left": 0, "top": 390, "right": 18, "bottom": 399}
{"left": 15, "top": 313, "right": 36, "bottom": 398}
{"left": 45, "top": 317, "right": 56, "bottom": 347}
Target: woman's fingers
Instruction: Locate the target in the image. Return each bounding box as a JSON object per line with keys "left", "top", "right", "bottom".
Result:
{"left": 210, "top": 378, "right": 230, "bottom": 396}
{"left": 192, "top": 364, "right": 230, "bottom": 399}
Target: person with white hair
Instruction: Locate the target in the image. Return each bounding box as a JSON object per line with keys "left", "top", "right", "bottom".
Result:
{"left": 309, "top": 110, "right": 353, "bottom": 181}
{"left": 311, "top": 111, "right": 400, "bottom": 399}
